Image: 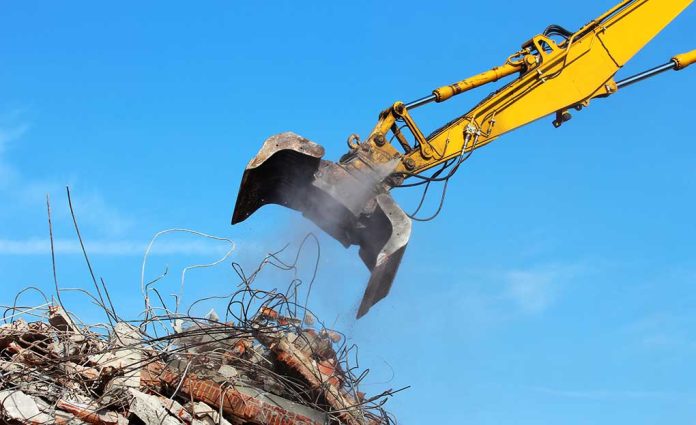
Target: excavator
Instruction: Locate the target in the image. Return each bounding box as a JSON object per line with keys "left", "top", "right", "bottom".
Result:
{"left": 233, "top": 0, "right": 696, "bottom": 318}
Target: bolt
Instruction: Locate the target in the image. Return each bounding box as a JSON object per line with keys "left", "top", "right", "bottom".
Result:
{"left": 393, "top": 103, "right": 405, "bottom": 116}
{"left": 421, "top": 144, "right": 433, "bottom": 158}
{"left": 404, "top": 158, "right": 416, "bottom": 171}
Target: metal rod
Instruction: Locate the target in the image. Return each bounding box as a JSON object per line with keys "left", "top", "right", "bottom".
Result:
{"left": 616, "top": 61, "right": 676, "bottom": 89}
{"left": 405, "top": 94, "right": 437, "bottom": 110}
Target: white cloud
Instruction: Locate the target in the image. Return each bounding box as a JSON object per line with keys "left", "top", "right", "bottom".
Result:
{"left": 528, "top": 385, "right": 694, "bottom": 401}
{"left": 0, "top": 122, "right": 27, "bottom": 188}
{"left": 501, "top": 264, "right": 581, "bottom": 314}
{"left": 64, "top": 190, "right": 135, "bottom": 237}
{"left": 0, "top": 112, "right": 135, "bottom": 239}
{"left": 0, "top": 238, "right": 233, "bottom": 256}
{"left": 390, "top": 262, "right": 584, "bottom": 340}
{"left": 623, "top": 312, "right": 696, "bottom": 351}
{"left": 503, "top": 269, "right": 557, "bottom": 313}
{"left": 0, "top": 122, "right": 28, "bottom": 149}
{"left": 0, "top": 159, "right": 12, "bottom": 185}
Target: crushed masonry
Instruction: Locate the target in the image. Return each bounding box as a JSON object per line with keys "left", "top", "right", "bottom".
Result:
{"left": 0, "top": 282, "right": 402, "bottom": 424}
{"left": 0, "top": 218, "right": 404, "bottom": 424}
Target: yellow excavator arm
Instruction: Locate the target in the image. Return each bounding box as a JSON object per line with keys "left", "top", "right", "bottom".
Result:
{"left": 366, "top": 0, "right": 694, "bottom": 176}
{"left": 233, "top": 0, "right": 695, "bottom": 318}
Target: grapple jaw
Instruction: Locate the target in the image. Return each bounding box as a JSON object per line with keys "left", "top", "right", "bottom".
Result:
{"left": 233, "top": 132, "right": 411, "bottom": 318}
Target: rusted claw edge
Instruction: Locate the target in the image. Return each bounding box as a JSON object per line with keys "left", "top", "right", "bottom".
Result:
{"left": 232, "top": 132, "right": 325, "bottom": 225}
{"left": 232, "top": 132, "right": 412, "bottom": 319}
{"left": 356, "top": 194, "right": 411, "bottom": 318}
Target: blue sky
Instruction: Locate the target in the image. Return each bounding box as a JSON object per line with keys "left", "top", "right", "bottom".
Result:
{"left": 1, "top": 1, "right": 695, "bottom": 423}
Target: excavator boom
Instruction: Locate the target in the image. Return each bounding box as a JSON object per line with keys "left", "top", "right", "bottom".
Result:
{"left": 233, "top": 0, "right": 694, "bottom": 318}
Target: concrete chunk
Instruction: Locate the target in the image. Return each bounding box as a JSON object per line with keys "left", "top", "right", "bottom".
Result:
{"left": 218, "top": 365, "right": 238, "bottom": 379}
{"left": 103, "top": 322, "right": 142, "bottom": 394}
{"left": 158, "top": 397, "right": 192, "bottom": 423}
{"left": 49, "top": 305, "right": 78, "bottom": 333}
{"left": 0, "top": 390, "right": 52, "bottom": 424}
{"left": 191, "top": 401, "right": 233, "bottom": 425}
{"left": 56, "top": 399, "right": 128, "bottom": 425}
{"left": 128, "top": 389, "right": 182, "bottom": 425}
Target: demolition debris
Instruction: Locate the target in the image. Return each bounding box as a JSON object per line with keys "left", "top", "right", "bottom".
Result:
{"left": 0, "top": 229, "right": 402, "bottom": 424}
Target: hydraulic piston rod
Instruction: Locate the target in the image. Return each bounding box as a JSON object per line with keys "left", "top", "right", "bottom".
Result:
{"left": 617, "top": 49, "right": 696, "bottom": 88}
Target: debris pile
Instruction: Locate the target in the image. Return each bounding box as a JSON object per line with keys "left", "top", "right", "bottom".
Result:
{"left": 0, "top": 294, "right": 397, "bottom": 425}
{"left": 0, "top": 234, "right": 401, "bottom": 425}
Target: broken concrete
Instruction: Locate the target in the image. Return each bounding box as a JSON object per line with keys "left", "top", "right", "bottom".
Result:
{"left": 0, "top": 293, "right": 397, "bottom": 424}
{"left": 48, "top": 305, "right": 77, "bottom": 333}
{"left": 190, "top": 401, "right": 233, "bottom": 425}
{"left": 0, "top": 390, "right": 52, "bottom": 424}
{"left": 56, "top": 400, "right": 128, "bottom": 425}
{"left": 127, "top": 389, "right": 181, "bottom": 425}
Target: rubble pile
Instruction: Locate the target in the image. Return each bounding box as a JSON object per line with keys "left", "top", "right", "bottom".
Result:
{"left": 0, "top": 286, "right": 398, "bottom": 425}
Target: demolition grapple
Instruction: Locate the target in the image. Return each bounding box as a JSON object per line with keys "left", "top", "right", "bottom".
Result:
{"left": 233, "top": 0, "right": 695, "bottom": 318}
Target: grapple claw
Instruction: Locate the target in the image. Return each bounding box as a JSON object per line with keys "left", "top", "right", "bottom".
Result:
{"left": 232, "top": 132, "right": 412, "bottom": 318}
{"left": 355, "top": 194, "right": 411, "bottom": 318}
{"left": 232, "top": 132, "right": 325, "bottom": 225}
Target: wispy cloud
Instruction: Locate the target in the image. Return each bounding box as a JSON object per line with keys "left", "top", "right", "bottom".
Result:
{"left": 398, "top": 262, "right": 585, "bottom": 338}
{"left": 501, "top": 265, "right": 580, "bottom": 314}
{"left": 0, "top": 111, "right": 135, "bottom": 238}
{"left": 528, "top": 385, "right": 696, "bottom": 402}
{"left": 0, "top": 120, "right": 28, "bottom": 149}
{"left": 0, "top": 238, "right": 233, "bottom": 256}
{"left": 0, "top": 155, "right": 12, "bottom": 184}
{"left": 0, "top": 120, "right": 27, "bottom": 188}
{"left": 622, "top": 312, "right": 696, "bottom": 351}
